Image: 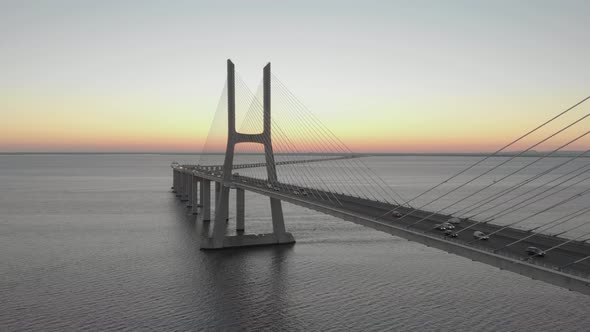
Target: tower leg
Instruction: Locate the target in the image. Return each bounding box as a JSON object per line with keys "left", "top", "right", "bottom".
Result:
{"left": 270, "top": 197, "right": 286, "bottom": 235}
{"left": 211, "top": 186, "right": 230, "bottom": 248}
{"left": 214, "top": 181, "right": 221, "bottom": 208}
{"left": 237, "top": 188, "right": 245, "bottom": 232}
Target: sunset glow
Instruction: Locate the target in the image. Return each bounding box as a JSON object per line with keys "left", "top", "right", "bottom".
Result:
{"left": 1, "top": 1, "right": 588, "bottom": 153}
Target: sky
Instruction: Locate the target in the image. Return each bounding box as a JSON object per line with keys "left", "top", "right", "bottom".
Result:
{"left": 1, "top": 0, "right": 589, "bottom": 153}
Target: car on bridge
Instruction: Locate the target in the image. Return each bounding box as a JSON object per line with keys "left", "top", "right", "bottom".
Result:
{"left": 473, "top": 231, "right": 490, "bottom": 240}
{"left": 434, "top": 224, "right": 448, "bottom": 231}
{"left": 447, "top": 217, "right": 461, "bottom": 224}
{"left": 444, "top": 230, "right": 458, "bottom": 238}
{"left": 441, "top": 222, "right": 455, "bottom": 229}
{"left": 525, "top": 246, "right": 546, "bottom": 257}
{"left": 391, "top": 211, "right": 402, "bottom": 218}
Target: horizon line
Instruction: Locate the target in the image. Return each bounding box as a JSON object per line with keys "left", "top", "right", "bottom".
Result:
{"left": 1, "top": 150, "right": 587, "bottom": 157}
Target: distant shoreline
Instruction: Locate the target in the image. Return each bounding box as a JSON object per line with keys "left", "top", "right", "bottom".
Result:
{"left": 1, "top": 151, "right": 588, "bottom": 158}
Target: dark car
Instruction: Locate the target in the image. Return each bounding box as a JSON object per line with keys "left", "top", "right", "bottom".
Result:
{"left": 444, "top": 230, "right": 458, "bottom": 238}
{"left": 525, "top": 246, "right": 546, "bottom": 257}
{"left": 441, "top": 222, "right": 455, "bottom": 230}
{"left": 473, "top": 231, "right": 490, "bottom": 240}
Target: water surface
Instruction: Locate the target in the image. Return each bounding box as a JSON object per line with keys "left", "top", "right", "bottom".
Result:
{"left": 1, "top": 154, "right": 589, "bottom": 331}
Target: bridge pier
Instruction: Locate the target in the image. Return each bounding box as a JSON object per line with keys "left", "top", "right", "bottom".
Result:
{"left": 202, "top": 180, "right": 211, "bottom": 221}
{"left": 185, "top": 173, "right": 191, "bottom": 202}
{"left": 186, "top": 174, "right": 193, "bottom": 208}
{"left": 199, "top": 179, "right": 204, "bottom": 207}
{"left": 177, "top": 170, "right": 183, "bottom": 198}
{"left": 236, "top": 188, "right": 245, "bottom": 232}
{"left": 174, "top": 170, "right": 181, "bottom": 197}
{"left": 213, "top": 181, "right": 228, "bottom": 222}
{"left": 214, "top": 181, "right": 220, "bottom": 210}
{"left": 181, "top": 172, "right": 189, "bottom": 202}
{"left": 190, "top": 176, "right": 199, "bottom": 214}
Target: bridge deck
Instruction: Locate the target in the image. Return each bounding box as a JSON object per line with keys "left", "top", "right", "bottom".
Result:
{"left": 185, "top": 166, "right": 590, "bottom": 278}
{"left": 177, "top": 165, "right": 590, "bottom": 294}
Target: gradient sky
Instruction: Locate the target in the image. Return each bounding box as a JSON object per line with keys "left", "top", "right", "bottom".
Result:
{"left": 1, "top": 0, "right": 589, "bottom": 153}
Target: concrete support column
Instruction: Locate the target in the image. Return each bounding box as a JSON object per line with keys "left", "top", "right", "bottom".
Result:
{"left": 174, "top": 170, "right": 181, "bottom": 197}
{"left": 202, "top": 180, "right": 211, "bottom": 221}
{"left": 181, "top": 173, "right": 189, "bottom": 201}
{"left": 199, "top": 180, "right": 204, "bottom": 207}
{"left": 177, "top": 171, "right": 183, "bottom": 198}
{"left": 179, "top": 172, "right": 184, "bottom": 198}
{"left": 191, "top": 176, "right": 199, "bottom": 215}
{"left": 213, "top": 181, "right": 229, "bottom": 223}
{"left": 186, "top": 174, "right": 193, "bottom": 207}
{"left": 270, "top": 197, "right": 286, "bottom": 235}
{"left": 223, "top": 187, "right": 229, "bottom": 222}
{"left": 214, "top": 181, "right": 221, "bottom": 208}
{"left": 236, "top": 188, "right": 245, "bottom": 232}
{"left": 184, "top": 173, "right": 190, "bottom": 202}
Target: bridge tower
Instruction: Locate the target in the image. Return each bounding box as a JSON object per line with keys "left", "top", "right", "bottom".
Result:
{"left": 201, "top": 60, "right": 296, "bottom": 249}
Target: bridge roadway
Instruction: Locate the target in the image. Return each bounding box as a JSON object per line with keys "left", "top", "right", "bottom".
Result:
{"left": 187, "top": 166, "right": 590, "bottom": 294}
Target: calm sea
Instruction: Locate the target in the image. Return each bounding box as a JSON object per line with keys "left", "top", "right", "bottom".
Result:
{"left": 1, "top": 154, "right": 589, "bottom": 331}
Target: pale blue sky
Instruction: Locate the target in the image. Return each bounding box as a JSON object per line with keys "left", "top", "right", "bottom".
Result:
{"left": 1, "top": 0, "right": 589, "bottom": 152}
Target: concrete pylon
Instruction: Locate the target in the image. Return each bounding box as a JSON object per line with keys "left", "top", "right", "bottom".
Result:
{"left": 236, "top": 188, "right": 245, "bottom": 232}
{"left": 201, "top": 59, "right": 295, "bottom": 249}
{"left": 190, "top": 175, "right": 199, "bottom": 215}
{"left": 181, "top": 172, "right": 189, "bottom": 202}
{"left": 202, "top": 180, "right": 211, "bottom": 221}
{"left": 187, "top": 174, "right": 193, "bottom": 208}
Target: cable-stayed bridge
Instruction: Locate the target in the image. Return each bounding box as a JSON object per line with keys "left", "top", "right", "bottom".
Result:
{"left": 171, "top": 60, "right": 590, "bottom": 295}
